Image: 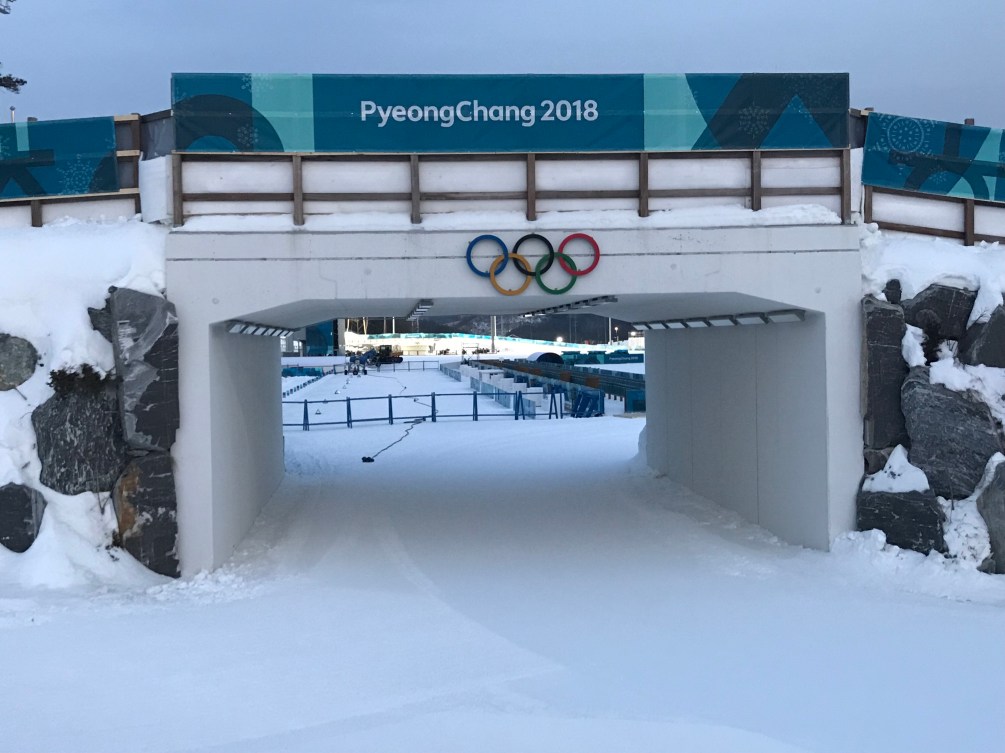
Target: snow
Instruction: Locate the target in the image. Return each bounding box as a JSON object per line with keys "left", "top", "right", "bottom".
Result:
{"left": 176, "top": 204, "right": 842, "bottom": 234}
{"left": 0, "top": 218, "right": 1004, "bottom": 752}
{"left": 862, "top": 445, "right": 929, "bottom": 493}
{"left": 861, "top": 223, "right": 1005, "bottom": 324}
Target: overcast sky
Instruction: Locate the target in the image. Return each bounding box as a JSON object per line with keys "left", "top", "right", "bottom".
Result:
{"left": 1, "top": 0, "right": 1002, "bottom": 128}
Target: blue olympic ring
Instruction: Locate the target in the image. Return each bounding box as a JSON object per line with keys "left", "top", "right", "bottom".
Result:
{"left": 466, "top": 234, "right": 509, "bottom": 278}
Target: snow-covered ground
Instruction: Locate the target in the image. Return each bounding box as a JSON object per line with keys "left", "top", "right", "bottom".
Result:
{"left": 2, "top": 219, "right": 1005, "bottom": 752}
{"left": 2, "top": 367, "right": 1004, "bottom": 753}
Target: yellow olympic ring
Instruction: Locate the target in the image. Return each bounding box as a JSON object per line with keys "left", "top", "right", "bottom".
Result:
{"left": 489, "top": 253, "right": 533, "bottom": 296}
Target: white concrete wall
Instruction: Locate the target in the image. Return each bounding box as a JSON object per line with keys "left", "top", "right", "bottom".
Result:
{"left": 645, "top": 309, "right": 857, "bottom": 550}
{"left": 167, "top": 222, "right": 861, "bottom": 570}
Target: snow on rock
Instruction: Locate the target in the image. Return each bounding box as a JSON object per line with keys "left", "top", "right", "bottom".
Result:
{"left": 862, "top": 445, "right": 929, "bottom": 493}
{"left": 0, "top": 488, "right": 164, "bottom": 590}
{"left": 0, "top": 218, "right": 168, "bottom": 586}
{"left": 902, "top": 324, "right": 926, "bottom": 367}
{"left": 861, "top": 225, "right": 1005, "bottom": 325}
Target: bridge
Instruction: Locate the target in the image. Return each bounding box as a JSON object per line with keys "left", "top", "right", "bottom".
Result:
{"left": 4, "top": 72, "right": 1005, "bottom": 575}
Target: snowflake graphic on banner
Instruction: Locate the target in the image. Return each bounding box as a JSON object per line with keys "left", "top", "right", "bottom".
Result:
{"left": 738, "top": 105, "right": 770, "bottom": 137}
{"left": 58, "top": 160, "right": 96, "bottom": 195}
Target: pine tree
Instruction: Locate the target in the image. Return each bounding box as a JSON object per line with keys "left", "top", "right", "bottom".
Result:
{"left": 0, "top": 0, "right": 26, "bottom": 94}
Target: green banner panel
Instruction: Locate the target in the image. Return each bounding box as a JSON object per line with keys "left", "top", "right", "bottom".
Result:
{"left": 863, "top": 112, "right": 1005, "bottom": 203}
{"left": 172, "top": 73, "right": 849, "bottom": 154}
{"left": 645, "top": 73, "right": 848, "bottom": 150}
{"left": 0, "top": 116, "right": 118, "bottom": 199}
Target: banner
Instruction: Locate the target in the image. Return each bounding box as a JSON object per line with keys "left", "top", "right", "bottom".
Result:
{"left": 0, "top": 117, "right": 119, "bottom": 199}
{"left": 863, "top": 112, "right": 1005, "bottom": 203}
{"left": 172, "top": 73, "right": 849, "bottom": 154}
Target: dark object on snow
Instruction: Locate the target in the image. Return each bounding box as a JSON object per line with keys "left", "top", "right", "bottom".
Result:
{"left": 902, "top": 283, "right": 976, "bottom": 342}
{"left": 109, "top": 288, "right": 180, "bottom": 453}
{"left": 0, "top": 333, "right": 38, "bottom": 391}
{"left": 857, "top": 487, "right": 947, "bottom": 554}
{"left": 861, "top": 296, "right": 908, "bottom": 450}
{"left": 32, "top": 378, "right": 129, "bottom": 495}
{"left": 0, "top": 483, "right": 46, "bottom": 553}
{"left": 902, "top": 367, "right": 1004, "bottom": 499}
{"left": 975, "top": 461, "right": 1005, "bottom": 575}
{"left": 959, "top": 305, "right": 1005, "bottom": 368}
{"left": 113, "top": 453, "right": 179, "bottom": 577}
{"left": 362, "top": 456, "right": 374, "bottom": 463}
{"left": 882, "top": 279, "right": 903, "bottom": 305}
{"left": 915, "top": 308, "right": 942, "bottom": 364}
{"left": 530, "top": 351, "right": 564, "bottom": 365}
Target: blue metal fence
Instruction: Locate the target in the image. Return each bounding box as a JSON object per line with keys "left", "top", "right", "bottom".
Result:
{"left": 283, "top": 389, "right": 564, "bottom": 431}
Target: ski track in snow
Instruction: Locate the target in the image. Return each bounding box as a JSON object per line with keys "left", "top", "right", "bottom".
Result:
{"left": 3, "top": 368, "right": 1005, "bottom": 752}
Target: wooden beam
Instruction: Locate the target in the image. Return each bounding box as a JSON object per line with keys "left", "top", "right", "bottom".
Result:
{"left": 863, "top": 185, "right": 873, "bottom": 223}
{"left": 638, "top": 152, "right": 649, "bottom": 218}
{"left": 172, "top": 153, "right": 184, "bottom": 227}
{"left": 750, "top": 151, "right": 762, "bottom": 211}
{"left": 872, "top": 220, "right": 964, "bottom": 241}
{"left": 526, "top": 154, "right": 537, "bottom": 221}
{"left": 964, "top": 199, "right": 976, "bottom": 246}
{"left": 292, "top": 154, "right": 305, "bottom": 226}
{"left": 30, "top": 200, "right": 42, "bottom": 228}
{"left": 409, "top": 154, "right": 421, "bottom": 224}
{"left": 840, "top": 149, "right": 851, "bottom": 223}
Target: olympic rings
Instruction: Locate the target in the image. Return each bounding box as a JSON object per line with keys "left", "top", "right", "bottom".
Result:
{"left": 490, "top": 253, "right": 533, "bottom": 296}
{"left": 466, "top": 234, "right": 508, "bottom": 278}
{"left": 558, "top": 233, "right": 600, "bottom": 276}
{"left": 467, "top": 233, "right": 599, "bottom": 295}
{"left": 512, "top": 233, "right": 554, "bottom": 277}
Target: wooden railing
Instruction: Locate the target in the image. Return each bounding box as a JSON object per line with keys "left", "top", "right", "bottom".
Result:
{"left": 171, "top": 148, "right": 852, "bottom": 228}
{"left": 864, "top": 185, "right": 1005, "bottom": 246}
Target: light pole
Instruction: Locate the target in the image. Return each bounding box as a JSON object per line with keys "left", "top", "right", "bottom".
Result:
{"left": 614, "top": 326, "right": 619, "bottom": 343}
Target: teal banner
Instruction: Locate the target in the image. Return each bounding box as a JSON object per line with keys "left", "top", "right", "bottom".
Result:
{"left": 863, "top": 113, "right": 1005, "bottom": 203}
{"left": 173, "top": 73, "right": 849, "bottom": 154}
{"left": 0, "top": 117, "right": 119, "bottom": 199}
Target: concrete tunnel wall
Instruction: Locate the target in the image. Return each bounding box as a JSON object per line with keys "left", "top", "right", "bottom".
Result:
{"left": 645, "top": 315, "right": 836, "bottom": 549}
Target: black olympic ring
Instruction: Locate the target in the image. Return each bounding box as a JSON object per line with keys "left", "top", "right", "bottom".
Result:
{"left": 465, "top": 233, "right": 600, "bottom": 295}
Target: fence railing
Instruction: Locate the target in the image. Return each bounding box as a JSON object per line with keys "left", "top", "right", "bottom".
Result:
{"left": 863, "top": 184, "right": 1005, "bottom": 246}
{"left": 171, "top": 148, "right": 852, "bottom": 227}
{"left": 283, "top": 389, "right": 564, "bottom": 431}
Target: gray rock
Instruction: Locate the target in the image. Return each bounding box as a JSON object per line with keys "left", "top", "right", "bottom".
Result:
{"left": 902, "top": 367, "right": 1004, "bottom": 499}
{"left": 109, "top": 288, "right": 179, "bottom": 452}
{"left": 113, "top": 454, "right": 179, "bottom": 577}
{"left": 862, "top": 297, "right": 908, "bottom": 449}
{"left": 975, "top": 461, "right": 1005, "bottom": 574}
{"left": 87, "top": 300, "right": 113, "bottom": 343}
{"left": 960, "top": 305, "right": 1005, "bottom": 368}
{"left": 864, "top": 447, "right": 895, "bottom": 475}
{"left": 0, "top": 484, "right": 46, "bottom": 553}
{"left": 857, "top": 487, "right": 947, "bottom": 554}
{"left": 32, "top": 379, "right": 129, "bottom": 495}
{"left": 0, "top": 334, "right": 39, "bottom": 391}
{"left": 902, "top": 284, "right": 977, "bottom": 342}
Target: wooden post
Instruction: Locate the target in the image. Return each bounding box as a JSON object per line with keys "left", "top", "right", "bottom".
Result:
{"left": 30, "top": 200, "right": 42, "bottom": 228}
{"left": 526, "top": 153, "right": 537, "bottom": 221}
{"left": 964, "top": 199, "right": 976, "bottom": 246}
{"left": 863, "top": 185, "right": 873, "bottom": 224}
{"left": 171, "top": 152, "right": 184, "bottom": 227}
{"left": 292, "top": 154, "right": 305, "bottom": 226}
{"left": 409, "top": 154, "right": 421, "bottom": 224}
{"left": 840, "top": 149, "right": 852, "bottom": 223}
{"left": 750, "top": 151, "right": 762, "bottom": 211}
{"left": 638, "top": 152, "right": 650, "bottom": 218}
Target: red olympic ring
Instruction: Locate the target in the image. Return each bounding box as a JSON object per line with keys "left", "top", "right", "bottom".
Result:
{"left": 467, "top": 233, "right": 600, "bottom": 295}
{"left": 557, "top": 233, "right": 601, "bottom": 276}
